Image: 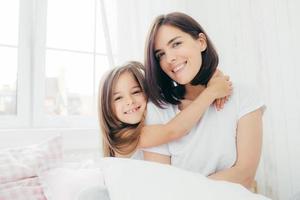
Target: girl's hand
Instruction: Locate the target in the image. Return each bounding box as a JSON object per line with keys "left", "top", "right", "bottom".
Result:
{"left": 207, "top": 70, "right": 233, "bottom": 111}
{"left": 214, "top": 95, "right": 229, "bottom": 111}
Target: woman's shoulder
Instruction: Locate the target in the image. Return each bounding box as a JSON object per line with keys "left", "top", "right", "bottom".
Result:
{"left": 146, "top": 101, "right": 177, "bottom": 122}
{"left": 147, "top": 101, "right": 176, "bottom": 113}
{"left": 231, "top": 81, "right": 265, "bottom": 118}
{"left": 223, "top": 81, "right": 263, "bottom": 108}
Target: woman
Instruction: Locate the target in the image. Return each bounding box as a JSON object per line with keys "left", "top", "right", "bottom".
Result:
{"left": 143, "top": 12, "right": 265, "bottom": 189}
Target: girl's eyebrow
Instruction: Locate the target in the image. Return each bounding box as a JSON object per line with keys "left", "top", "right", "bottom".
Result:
{"left": 113, "top": 85, "right": 140, "bottom": 95}
{"left": 132, "top": 85, "right": 141, "bottom": 89}
{"left": 154, "top": 36, "right": 182, "bottom": 54}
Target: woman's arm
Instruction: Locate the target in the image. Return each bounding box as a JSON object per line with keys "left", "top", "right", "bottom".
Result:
{"left": 208, "top": 108, "right": 263, "bottom": 189}
{"left": 139, "top": 76, "right": 232, "bottom": 148}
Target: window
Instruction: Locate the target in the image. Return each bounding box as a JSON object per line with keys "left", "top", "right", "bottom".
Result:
{"left": 0, "top": 0, "right": 31, "bottom": 128}
{"left": 0, "top": 0, "right": 117, "bottom": 128}
{"left": 0, "top": 0, "right": 19, "bottom": 116}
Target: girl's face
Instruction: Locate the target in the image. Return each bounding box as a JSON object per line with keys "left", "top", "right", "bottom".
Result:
{"left": 154, "top": 25, "right": 207, "bottom": 85}
{"left": 112, "top": 71, "right": 147, "bottom": 125}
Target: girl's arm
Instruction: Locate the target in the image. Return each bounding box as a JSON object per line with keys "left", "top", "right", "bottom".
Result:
{"left": 143, "top": 151, "right": 171, "bottom": 165}
{"left": 139, "top": 76, "right": 232, "bottom": 148}
{"left": 208, "top": 109, "right": 263, "bottom": 189}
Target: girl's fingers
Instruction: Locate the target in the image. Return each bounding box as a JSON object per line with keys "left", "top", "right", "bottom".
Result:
{"left": 221, "top": 98, "right": 226, "bottom": 108}
{"left": 213, "top": 100, "right": 217, "bottom": 110}
{"left": 216, "top": 98, "right": 221, "bottom": 111}
{"left": 219, "top": 98, "right": 224, "bottom": 109}
{"left": 216, "top": 97, "right": 228, "bottom": 110}
{"left": 214, "top": 99, "right": 219, "bottom": 110}
{"left": 217, "top": 99, "right": 221, "bottom": 110}
{"left": 225, "top": 96, "right": 229, "bottom": 102}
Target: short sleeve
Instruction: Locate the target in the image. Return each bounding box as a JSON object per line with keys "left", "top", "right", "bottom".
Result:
{"left": 237, "top": 83, "right": 266, "bottom": 119}
{"left": 141, "top": 102, "right": 171, "bottom": 156}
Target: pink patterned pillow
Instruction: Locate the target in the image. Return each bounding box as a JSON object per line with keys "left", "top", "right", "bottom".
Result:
{"left": 0, "top": 177, "right": 47, "bottom": 200}
{"left": 0, "top": 136, "right": 62, "bottom": 185}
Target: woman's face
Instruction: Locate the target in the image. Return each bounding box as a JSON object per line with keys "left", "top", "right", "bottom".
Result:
{"left": 112, "top": 71, "right": 147, "bottom": 125}
{"left": 154, "top": 25, "right": 207, "bottom": 85}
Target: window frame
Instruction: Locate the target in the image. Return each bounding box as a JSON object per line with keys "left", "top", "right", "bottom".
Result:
{"left": 0, "top": 0, "right": 31, "bottom": 128}
{"left": 1, "top": 0, "right": 111, "bottom": 129}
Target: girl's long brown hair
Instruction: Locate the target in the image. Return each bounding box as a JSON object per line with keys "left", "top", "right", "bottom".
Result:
{"left": 98, "top": 61, "right": 147, "bottom": 157}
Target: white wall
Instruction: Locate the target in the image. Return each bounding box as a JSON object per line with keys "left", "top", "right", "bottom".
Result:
{"left": 186, "top": 0, "right": 300, "bottom": 199}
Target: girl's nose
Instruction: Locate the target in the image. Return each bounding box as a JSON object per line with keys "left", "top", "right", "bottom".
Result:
{"left": 126, "top": 96, "right": 134, "bottom": 105}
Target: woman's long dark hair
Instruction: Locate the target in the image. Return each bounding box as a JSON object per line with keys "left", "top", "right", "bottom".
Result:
{"left": 98, "top": 61, "right": 147, "bottom": 157}
{"left": 144, "top": 12, "right": 219, "bottom": 108}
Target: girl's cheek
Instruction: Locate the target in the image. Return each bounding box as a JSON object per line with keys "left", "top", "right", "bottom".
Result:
{"left": 143, "top": 96, "right": 147, "bottom": 104}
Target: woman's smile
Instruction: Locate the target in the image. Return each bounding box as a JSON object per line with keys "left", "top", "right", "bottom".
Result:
{"left": 171, "top": 61, "right": 187, "bottom": 73}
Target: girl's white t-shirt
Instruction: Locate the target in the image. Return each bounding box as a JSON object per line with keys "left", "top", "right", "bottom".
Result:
{"left": 143, "top": 82, "right": 265, "bottom": 176}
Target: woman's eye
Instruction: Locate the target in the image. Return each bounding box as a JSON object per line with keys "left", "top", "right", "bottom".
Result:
{"left": 156, "top": 52, "right": 165, "bottom": 60}
{"left": 172, "top": 41, "right": 182, "bottom": 48}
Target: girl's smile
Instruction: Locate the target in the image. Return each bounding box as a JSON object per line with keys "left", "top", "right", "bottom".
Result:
{"left": 124, "top": 105, "right": 141, "bottom": 114}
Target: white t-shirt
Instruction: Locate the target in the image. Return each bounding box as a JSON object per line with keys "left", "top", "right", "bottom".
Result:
{"left": 131, "top": 150, "right": 144, "bottom": 160}
{"left": 143, "top": 82, "right": 265, "bottom": 176}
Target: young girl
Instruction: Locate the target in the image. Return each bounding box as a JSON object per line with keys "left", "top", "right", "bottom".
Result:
{"left": 98, "top": 61, "right": 232, "bottom": 157}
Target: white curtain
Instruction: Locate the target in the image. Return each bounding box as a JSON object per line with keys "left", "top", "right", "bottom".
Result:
{"left": 101, "top": 0, "right": 188, "bottom": 65}
{"left": 102, "top": 1, "right": 300, "bottom": 199}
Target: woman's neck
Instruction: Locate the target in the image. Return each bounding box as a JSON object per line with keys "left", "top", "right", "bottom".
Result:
{"left": 184, "top": 84, "right": 206, "bottom": 100}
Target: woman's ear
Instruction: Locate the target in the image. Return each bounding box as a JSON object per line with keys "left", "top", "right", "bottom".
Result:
{"left": 198, "top": 33, "right": 207, "bottom": 52}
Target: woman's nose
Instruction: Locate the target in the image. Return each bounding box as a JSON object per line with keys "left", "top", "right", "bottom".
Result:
{"left": 166, "top": 52, "right": 176, "bottom": 64}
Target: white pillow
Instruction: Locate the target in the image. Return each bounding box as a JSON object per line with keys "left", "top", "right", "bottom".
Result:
{"left": 39, "top": 165, "right": 105, "bottom": 200}
{"left": 77, "top": 185, "right": 110, "bottom": 200}
{"left": 101, "top": 158, "right": 271, "bottom": 200}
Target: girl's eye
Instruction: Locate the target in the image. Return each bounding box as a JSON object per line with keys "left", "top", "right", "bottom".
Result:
{"left": 114, "top": 96, "right": 122, "bottom": 101}
{"left": 172, "top": 41, "right": 182, "bottom": 48}
{"left": 132, "top": 90, "right": 142, "bottom": 95}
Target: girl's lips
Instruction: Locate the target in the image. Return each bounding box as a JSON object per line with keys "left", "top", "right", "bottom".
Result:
{"left": 124, "top": 106, "right": 141, "bottom": 114}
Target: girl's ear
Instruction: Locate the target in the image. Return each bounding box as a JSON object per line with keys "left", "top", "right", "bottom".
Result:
{"left": 198, "top": 33, "right": 207, "bottom": 52}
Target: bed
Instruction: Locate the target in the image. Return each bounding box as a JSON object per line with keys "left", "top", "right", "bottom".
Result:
{"left": 0, "top": 135, "right": 271, "bottom": 200}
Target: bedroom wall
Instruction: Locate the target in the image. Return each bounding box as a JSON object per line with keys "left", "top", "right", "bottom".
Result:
{"left": 186, "top": 0, "right": 300, "bottom": 199}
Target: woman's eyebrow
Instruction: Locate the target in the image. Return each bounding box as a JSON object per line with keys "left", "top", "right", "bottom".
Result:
{"left": 167, "top": 36, "right": 181, "bottom": 46}
{"left": 154, "top": 36, "right": 182, "bottom": 54}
